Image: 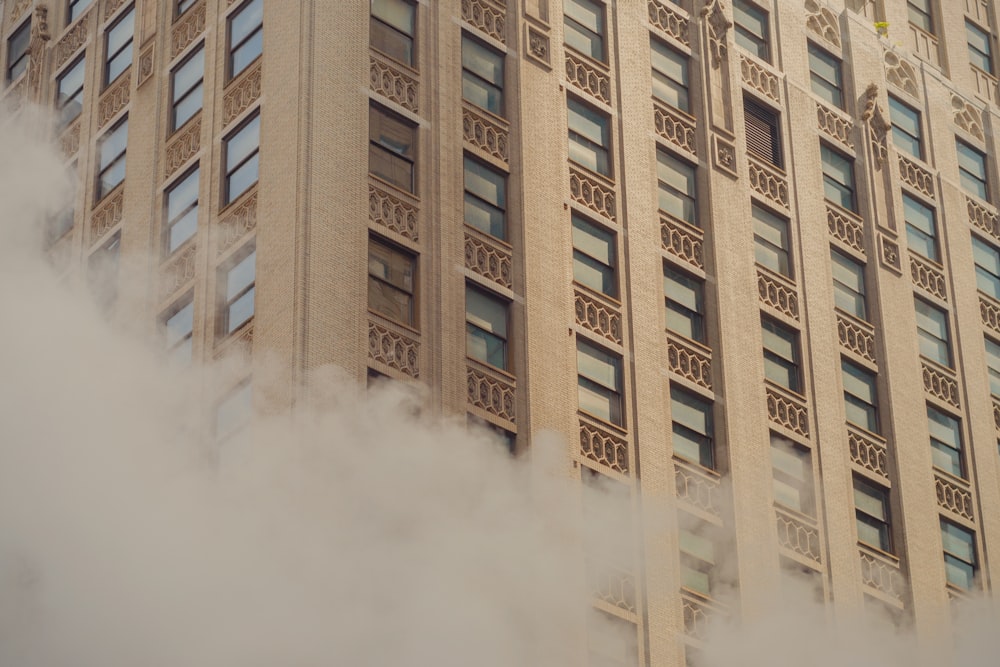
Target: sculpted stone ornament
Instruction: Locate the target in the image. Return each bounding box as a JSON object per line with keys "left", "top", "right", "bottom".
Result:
{"left": 26, "top": 6, "right": 52, "bottom": 101}
{"left": 861, "top": 84, "right": 890, "bottom": 167}
{"left": 701, "top": 0, "right": 732, "bottom": 69}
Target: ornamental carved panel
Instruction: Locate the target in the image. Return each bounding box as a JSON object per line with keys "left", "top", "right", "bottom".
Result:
{"left": 464, "top": 231, "right": 512, "bottom": 288}
{"left": 89, "top": 189, "right": 124, "bottom": 243}
{"left": 859, "top": 549, "right": 906, "bottom": 601}
{"left": 467, "top": 364, "right": 515, "bottom": 422}
{"left": 589, "top": 562, "right": 636, "bottom": 614}
{"left": 827, "top": 204, "right": 865, "bottom": 255}
{"left": 369, "top": 320, "right": 419, "bottom": 377}
{"left": 667, "top": 335, "right": 712, "bottom": 390}
{"left": 757, "top": 268, "right": 799, "bottom": 320}
{"left": 575, "top": 289, "right": 622, "bottom": 345}
{"left": 837, "top": 313, "right": 877, "bottom": 364}
{"left": 171, "top": 0, "right": 206, "bottom": 59}
{"left": 370, "top": 183, "right": 419, "bottom": 241}
{"left": 223, "top": 61, "right": 261, "bottom": 126}
{"left": 909, "top": 252, "right": 948, "bottom": 301}
{"left": 848, "top": 427, "right": 889, "bottom": 478}
{"left": 952, "top": 94, "right": 985, "bottom": 141}
{"left": 674, "top": 457, "right": 721, "bottom": 518}
{"left": 159, "top": 243, "right": 197, "bottom": 301}
{"left": 879, "top": 234, "right": 902, "bottom": 274}
{"left": 54, "top": 16, "right": 90, "bottom": 69}
{"left": 922, "top": 362, "right": 960, "bottom": 408}
{"left": 580, "top": 418, "right": 629, "bottom": 475}
{"left": 935, "top": 474, "right": 975, "bottom": 521}
{"left": 711, "top": 134, "right": 737, "bottom": 177}
{"left": 461, "top": 0, "right": 505, "bottom": 43}
{"left": 817, "top": 104, "right": 853, "bottom": 148}
{"left": 748, "top": 158, "right": 789, "bottom": 209}
{"left": 60, "top": 120, "right": 81, "bottom": 158}
{"left": 740, "top": 54, "right": 780, "bottom": 103}
{"left": 526, "top": 25, "right": 551, "bottom": 68}
{"left": 661, "top": 215, "right": 704, "bottom": 269}
{"left": 216, "top": 191, "right": 257, "bottom": 257}
{"left": 775, "top": 507, "right": 822, "bottom": 563}
{"left": 682, "top": 592, "right": 723, "bottom": 640}
{"left": 97, "top": 73, "right": 131, "bottom": 128}
{"left": 137, "top": 44, "right": 154, "bottom": 87}
{"left": 648, "top": 0, "right": 690, "bottom": 46}
{"left": 462, "top": 105, "right": 509, "bottom": 163}
{"left": 897, "top": 154, "right": 934, "bottom": 198}
{"left": 654, "top": 101, "right": 696, "bottom": 156}
{"left": 968, "top": 196, "right": 1000, "bottom": 241}
{"left": 370, "top": 55, "right": 418, "bottom": 113}
{"left": 804, "top": 0, "right": 841, "bottom": 47}
{"left": 164, "top": 117, "right": 201, "bottom": 178}
{"left": 103, "top": 0, "right": 129, "bottom": 19}
{"left": 980, "top": 296, "right": 1000, "bottom": 336}
{"left": 884, "top": 49, "right": 919, "bottom": 97}
{"left": 569, "top": 167, "right": 616, "bottom": 221}
{"left": 565, "top": 51, "right": 611, "bottom": 105}
{"left": 6, "top": 0, "right": 31, "bottom": 23}
{"left": 766, "top": 386, "right": 810, "bottom": 437}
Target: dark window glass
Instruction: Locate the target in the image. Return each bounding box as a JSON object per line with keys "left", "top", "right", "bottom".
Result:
{"left": 224, "top": 113, "right": 260, "bottom": 205}
{"left": 463, "top": 156, "right": 506, "bottom": 239}
{"left": 903, "top": 193, "right": 938, "bottom": 262}
{"left": 466, "top": 286, "right": 509, "bottom": 370}
{"left": 564, "top": 0, "right": 605, "bottom": 62}
{"left": 171, "top": 44, "right": 204, "bottom": 132}
{"left": 369, "top": 104, "right": 416, "bottom": 192}
{"left": 572, "top": 214, "right": 616, "bottom": 297}
{"left": 68, "top": 0, "right": 95, "bottom": 23}
{"left": 664, "top": 265, "right": 705, "bottom": 342}
{"left": 928, "top": 405, "right": 964, "bottom": 478}
{"left": 462, "top": 35, "right": 503, "bottom": 115}
{"left": 973, "top": 235, "right": 1000, "bottom": 300}
{"left": 753, "top": 205, "right": 791, "bottom": 276}
{"left": 762, "top": 316, "right": 801, "bottom": 392}
{"left": 220, "top": 246, "right": 255, "bottom": 335}
{"left": 6, "top": 19, "right": 30, "bottom": 83}
{"left": 808, "top": 43, "right": 843, "bottom": 108}
{"left": 915, "top": 297, "right": 951, "bottom": 367}
{"left": 907, "top": 0, "right": 934, "bottom": 33}
{"left": 96, "top": 116, "right": 128, "bottom": 199}
{"left": 651, "top": 38, "right": 689, "bottom": 112}
{"left": 371, "top": 0, "right": 416, "bottom": 66}
{"left": 56, "top": 56, "right": 86, "bottom": 127}
{"left": 957, "top": 139, "right": 989, "bottom": 201}
{"left": 103, "top": 6, "right": 134, "bottom": 87}
{"left": 831, "top": 249, "right": 867, "bottom": 320}
{"left": 843, "top": 359, "right": 878, "bottom": 433}
{"left": 985, "top": 337, "right": 1000, "bottom": 397}
{"left": 228, "top": 0, "right": 263, "bottom": 80}
{"left": 671, "top": 385, "right": 713, "bottom": 468}
{"left": 771, "top": 434, "right": 813, "bottom": 515}
{"left": 368, "top": 238, "right": 416, "bottom": 327}
{"left": 854, "top": 477, "right": 892, "bottom": 552}
{"left": 657, "top": 149, "right": 697, "bottom": 226}
{"left": 889, "top": 96, "right": 923, "bottom": 160}
{"left": 164, "top": 166, "right": 199, "bottom": 255}
{"left": 821, "top": 144, "right": 856, "bottom": 211}
{"left": 967, "top": 21, "right": 994, "bottom": 74}
{"left": 176, "top": 0, "right": 197, "bottom": 18}
{"left": 567, "top": 98, "right": 610, "bottom": 176}
{"left": 941, "top": 519, "right": 977, "bottom": 590}
{"left": 577, "top": 340, "right": 622, "bottom": 425}
{"left": 733, "top": 0, "right": 770, "bottom": 62}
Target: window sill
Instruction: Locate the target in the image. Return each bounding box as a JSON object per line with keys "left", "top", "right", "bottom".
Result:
{"left": 932, "top": 466, "right": 970, "bottom": 488}
{"left": 563, "top": 44, "right": 610, "bottom": 73}
{"left": 368, "top": 173, "right": 420, "bottom": 202}
{"left": 369, "top": 46, "right": 419, "bottom": 77}
{"left": 220, "top": 181, "right": 258, "bottom": 217}
{"left": 225, "top": 54, "right": 262, "bottom": 92}
{"left": 466, "top": 356, "right": 516, "bottom": 383}
{"left": 858, "top": 541, "right": 899, "bottom": 565}
{"left": 368, "top": 308, "right": 420, "bottom": 338}
{"left": 577, "top": 409, "right": 627, "bottom": 437}
{"left": 167, "top": 110, "right": 201, "bottom": 141}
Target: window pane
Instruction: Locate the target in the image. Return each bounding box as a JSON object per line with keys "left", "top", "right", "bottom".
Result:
{"left": 226, "top": 250, "right": 256, "bottom": 300}
{"left": 957, "top": 141, "right": 989, "bottom": 200}
{"left": 573, "top": 216, "right": 616, "bottom": 296}
{"left": 372, "top": 0, "right": 415, "bottom": 34}
{"left": 808, "top": 45, "right": 842, "bottom": 107}
{"left": 832, "top": 250, "right": 866, "bottom": 319}
{"left": 753, "top": 206, "right": 790, "bottom": 275}
{"left": 565, "top": 0, "right": 604, "bottom": 60}
{"left": 651, "top": 40, "right": 689, "bottom": 112}
{"left": 568, "top": 100, "right": 608, "bottom": 146}
{"left": 941, "top": 521, "right": 975, "bottom": 561}
{"left": 165, "top": 301, "right": 194, "bottom": 347}
{"left": 231, "top": 0, "right": 263, "bottom": 45}
{"left": 227, "top": 115, "right": 261, "bottom": 167}
{"left": 578, "top": 342, "right": 619, "bottom": 390}
{"left": 986, "top": 338, "right": 1000, "bottom": 396}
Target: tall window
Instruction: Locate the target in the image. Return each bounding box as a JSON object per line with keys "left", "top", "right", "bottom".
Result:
{"left": 941, "top": 519, "right": 976, "bottom": 590}
{"left": 577, "top": 339, "right": 622, "bottom": 425}
{"left": 831, "top": 249, "right": 867, "bottom": 320}
{"left": 56, "top": 56, "right": 86, "bottom": 127}
{"left": 6, "top": 19, "right": 30, "bottom": 83}
{"left": 564, "top": 0, "right": 605, "bottom": 62}
{"left": 753, "top": 204, "right": 791, "bottom": 276}
{"left": 854, "top": 477, "right": 892, "bottom": 553}
{"left": 370, "top": 0, "right": 416, "bottom": 67}
{"left": 176, "top": 0, "right": 198, "bottom": 18}
{"left": 761, "top": 317, "right": 801, "bottom": 393}
{"left": 170, "top": 44, "right": 204, "bottom": 132}
{"left": 907, "top": 0, "right": 935, "bottom": 32}
{"left": 163, "top": 295, "right": 194, "bottom": 363}
{"left": 664, "top": 265, "right": 705, "bottom": 342}
{"left": 103, "top": 6, "right": 134, "bottom": 87}
{"left": 957, "top": 139, "right": 989, "bottom": 201}
{"left": 821, "top": 144, "right": 856, "bottom": 211}
{"left": 657, "top": 149, "right": 697, "bottom": 226}
{"left": 572, "top": 214, "right": 616, "bottom": 297}
{"left": 89, "top": 231, "right": 121, "bottom": 313}
{"left": 808, "top": 43, "right": 843, "bottom": 109}
{"left": 228, "top": 0, "right": 263, "bottom": 80}
{"left": 915, "top": 297, "right": 951, "bottom": 367}
{"left": 164, "top": 166, "right": 199, "bottom": 255}
{"left": 219, "top": 245, "right": 255, "bottom": 336}
{"left": 463, "top": 157, "right": 506, "bottom": 240}
{"left": 973, "top": 236, "right": 1000, "bottom": 300}
{"left": 368, "top": 237, "right": 416, "bottom": 327}
{"left": 462, "top": 35, "right": 503, "bottom": 116}
{"left": 466, "top": 286, "right": 509, "bottom": 370}
{"left": 889, "top": 96, "right": 923, "bottom": 160}
{"left": 651, "top": 38, "right": 689, "bottom": 113}
{"left": 679, "top": 523, "right": 717, "bottom": 596}
{"left": 567, "top": 98, "right": 610, "bottom": 176}
{"left": 369, "top": 103, "right": 416, "bottom": 192}
{"left": 96, "top": 116, "right": 128, "bottom": 200}
{"left": 223, "top": 112, "right": 260, "bottom": 205}
{"left": 68, "top": 0, "right": 94, "bottom": 24}
{"left": 670, "top": 386, "right": 713, "bottom": 469}
{"left": 771, "top": 434, "right": 813, "bottom": 516}
{"left": 927, "top": 406, "right": 964, "bottom": 478}
{"left": 903, "top": 193, "right": 938, "bottom": 262}
{"left": 733, "top": 0, "right": 770, "bottom": 62}
{"left": 985, "top": 337, "right": 1000, "bottom": 397}
{"left": 967, "top": 21, "right": 994, "bottom": 75}
{"left": 744, "top": 97, "right": 782, "bottom": 168}
{"left": 843, "top": 358, "right": 879, "bottom": 433}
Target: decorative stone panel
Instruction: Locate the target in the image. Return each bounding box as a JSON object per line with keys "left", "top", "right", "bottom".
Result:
{"left": 575, "top": 289, "right": 622, "bottom": 345}
{"left": 980, "top": 295, "right": 1000, "bottom": 335}
{"left": 879, "top": 234, "right": 902, "bottom": 273}
{"left": 159, "top": 243, "right": 197, "bottom": 301}
{"left": 648, "top": 0, "right": 689, "bottom": 45}
{"left": 97, "top": 72, "right": 130, "bottom": 127}
{"left": 674, "top": 457, "right": 721, "bottom": 518}
{"left": 223, "top": 60, "right": 261, "bottom": 126}
{"left": 748, "top": 158, "right": 789, "bottom": 209}
{"left": 766, "top": 385, "right": 810, "bottom": 437}
{"left": 462, "top": 0, "right": 505, "bottom": 43}
{"left": 661, "top": 215, "right": 704, "bottom": 269}
{"left": 370, "top": 183, "right": 418, "bottom": 242}
{"left": 827, "top": 204, "right": 866, "bottom": 255}
{"left": 54, "top": 17, "right": 90, "bottom": 69}
{"left": 712, "top": 134, "right": 738, "bottom": 177}
{"left": 369, "top": 320, "right": 419, "bottom": 377}
{"left": 580, "top": 416, "right": 630, "bottom": 475}
{"left": 909, "top": 252, "right": 947, "bottom": 301}
{"left": 462, "top": 104, "right": 509, "bottom": 162}
{"left": 897, "top": 154, "right": 934, "bottom": 198}
{"left": 164, "top": 116, "right": 201, "bottom": 178}
{"left": 569, "top": 166, "right": 616, "bottom": 221}
{"left": 952, "top": 94, "right": 985, "bottom": 141}
{"left": 970, "top": 66, "right": 998, "bottom": 106}
{"left": 884, "top": 50, "right": 919, "bottom": 97}
{"left": 6, "top": 0, "right": 31, "bottom": 23}
{"left": 757, "top": 268, "right": 799, "bottom": 320}
{"left": 526, "top": 25, "right": 551, "bottom": 68}
{"left": 804, "top": 0, "right": 841, "bottom": 47}
{"left": 137, "top": 44, "right": 154, "bottom": 87}
{"left": 215, "top": 321, "right": 254, "bottom": 361}
{"left": 848, "top": 426, "right": 889, "bottom": 478}
{"left": 922, "top": 362, "right": 960, "bottom": 408}
{"left": 59, "top": 120, "right": 81, "bottom": 158}
{"left": 817, "top": 104, "right": 853, "bottom": 148}
{"left": 775, "top": 507, "right": 821, "bottom": 563}
{"left": 702, "top": 0, "right": 732, "bottom": 69}
{"left": 467, "top": 362, "right": 516, "bottom": 422}
{"left": 589, "top": 562, "right": 636, "bottom": 614}
{"left": 837, "top": 312, "right": 876, "bottom": 364}
{"left": 216, "top": 191, "right": 257, "bottom": 257}
{"left": 654, "top": 101, "right": 696, "bottom": 155}
{"left": 994, "top": 400, "right": 1000, "bottom": 432}
{"left": 968, "top": 196, "right": 1000, "bottom": 241}
{"left": 667, "top": 335, "right": 712, "bottom": 390}
{"left": 171, "top": 0, "right": 206, "bottom": 58}
{"left": 465, "top": 230, "right": 513, "bottom": 289}
{"left": 682, "top": 591, "right": 724, "bottom": 640}
{"left": 860, "top": 548, "right": 906, "bottom": 601}
{"left": 89, "top": 189, "right": 124, "bottom": 243}
{"left": 740, "top": 54, "right": 780, "bottom": 103}
{"left": 565, "top": 51, "right": 611, "bottom": 105}
{"left": 370, "top": 54, "right": 418, "bottom": 113}
{"left": 104, "top": 0, "right": 129, "bottom": 19}
{"left": 935, "top": 474, "right": 975, "bottom": 521}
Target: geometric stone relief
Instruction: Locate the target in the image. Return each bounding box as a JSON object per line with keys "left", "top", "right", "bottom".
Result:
{"left": 565, "top": 51, "right": 611, "bottom": 105}
{"left": 575, "top": 289, "right": 623, "bottom": 345}
{"left": 171, "top": 0, "right": 206, "bottom": 58}
{"left": 922, "top": 362, "right": 961, "bottom": 408}
{"left": 804, "top": 0, "right": 841, "bottom": 47}
{"left": 952, "top": 94, "right": 985, "bottom": 142}
{"left": 97, "top": 73, "right": 130, "bottom": 128}
{"left": 60, "top": 120, "right": 81, "bottom": 158}
{"left": 667, "top": 335, "right": 712, "bottom": 390}
{"left": 884, "top": 49, "right": 919, "bottom": 97}
{"left": 849, "top": 426, "right": 889, "bottom": 478}
{"left": 740, "top": 54, "right": 781, "bottom": 103}
{"left": 589, "top": 562, "right": 637, "bottom": 614}
{"left": 897, "top": 154, "right": 935, "bottom": 199}
{"left": 748, "top": 158, "right": 789, "bottom": 209}
{"left": 827, "top": 204, "right": 866, "bottom": 255}
{"left": 462, "top": 0, "right": 506, "bottom": 43}
{"left": 648, "top": 0, "right": 690, "bottom": 46}
{"left": 674, "top": 457, "right": 722, "bottom": 518}
{"left": 935, "top": 474, "right": 975, "bottom": 522}
{"left": 662, "top": 215, "right": 704, "bottom": 270}
{"left": 369, "top": 320, "right": 419, "bottom": 378}
{"left": 580, "top": 417, "right": 630, "bottom": 475}
{"left": 526, "top": 25, "right": 551, "bottom": 68}
{"left": 817, "top": 103, "right": 853, "bottom": 149}
{"left": 775, "top": 506, "right": 822, "bottom": 563}
{"left": 758, "top": 268, "right": 800, "bottom": 320}
{"left": 223, "top": 60, "right": 262, "bottom": 127}
{"left": 465, "top": 231, "right": 513, "bottom": 289}
{"left": 980, "top": 295, "right": 1000, "bottom": 336}
{"left": 463, "top": 104, "right": 509, "bottom": 163}
{"left": 54, "top": 18, "right": 90, "bottom": 69}
{"left": 968, "top": 196, "right": 1000, "bottom": 241}
{"left": 766, "top": 385, "right": 810, "bottom": 437}
{"left": 467, "top": 363, "right": 516, "bottom": 423}
{"left": 909, "top": 252, "right": 948, "bottom": 301}
{"left": 879, "top": 234, "right": 902, "bottom": 274}
{"left": 216, "top": 191, "right": 257, "bottom": 257}
{"left": 859, "top": 548, "right": 906, "bottom": 601}
{"left": 159, "top": 243, "right": 197, "bottom": 302}
{"left": 569, "top": 166, "right": 617, "bottom": 221}
{"left": 654, "top": 101, "right": 697, "bottom": 156}
{"left": 89, "top": 189, "right": 124, "bottom": 243}
{"left": 164, "top": 116, "right": 201, "bottom": 178}
{"left": 837, "top": 312, "right": 877, "bottom": 364}
{"left": 370, "top": 54, "right": 419, "bottom": 113}
{"left": 370, "top": 183, "right": 419, "bottom": 242}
